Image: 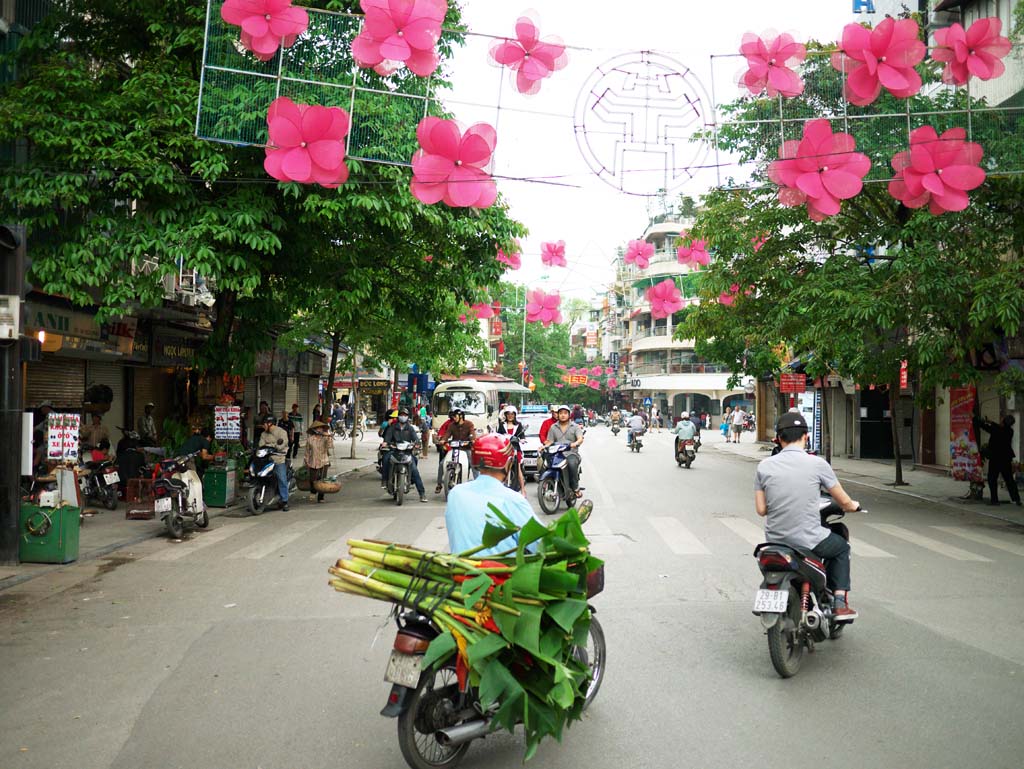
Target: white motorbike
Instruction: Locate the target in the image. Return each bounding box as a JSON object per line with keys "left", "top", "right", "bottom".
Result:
{"left": 152, "top": 452, "right": 208, "bottom": 539}
{"left": 442, "top": 440, "right": 473, "bottom": 500}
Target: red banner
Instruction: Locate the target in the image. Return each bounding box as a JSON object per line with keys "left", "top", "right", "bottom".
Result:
{"left": 949, "top": 386, "right": 983, "bottom": 483}
{"left": 779, "top": 373, "right": 806, "bottom": 393}
{"left": 899, "top": 360, "right": 909, "bottom": 390}
{"left": 491, "top": 319, "right": 502, "bottom": 336}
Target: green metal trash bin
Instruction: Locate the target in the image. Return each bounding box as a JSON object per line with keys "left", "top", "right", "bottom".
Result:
{"left": 203, "top": 460, "right": 237, "bottom": 507}
{"left": 19, "top": 504, "right": 81, "bottom": 564}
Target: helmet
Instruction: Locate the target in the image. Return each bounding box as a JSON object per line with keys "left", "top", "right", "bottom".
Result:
{"left": 450, "top": 407, "right": 464, "bottom": 417}
{"left": 682, "top": 411, "right": 689, "bottom": 418}
{"left": 388, "top": 409, "right": 399, "bottom": 419}
{"left": 472, "top": 433, "right": 514, "bottom": 470}
{"left": 398, "top": 407, "right": 410, "bottom": 416}
{"left": 501, "top": 405, "right": 518, "bottom": 418}
{"left": 261, "top": 414, "right": 276, "bottom": 424}
{"left": 555, "top": 404, "right": 570, "bottom": 414}
{"left": 775, "top": 411, "right": 808, "bottom": 433}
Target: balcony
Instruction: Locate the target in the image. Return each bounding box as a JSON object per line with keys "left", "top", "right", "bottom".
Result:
{"left": 631, "top": 363, "right": 730, "bottom": 376}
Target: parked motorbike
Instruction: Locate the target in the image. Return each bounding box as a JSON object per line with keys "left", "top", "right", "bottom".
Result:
{"left": 386, "top": 441, "right": 416, "bottom": 506}
{"left": 381, "top": 505, "right": 605, "bottom": 769}
{"left": 78, "top": 446, "right": 120, "bottom": 510}
{"left": 247, "top": 447, "right": 295, "bottom": 514}
{"left": 537, "top": 443, "right": 580, "bottom": 515}
{"left": 751, "top": 496, "right": 864, "bottom": 678}
{"left": 152, "top": 451, "right": 208, "bottom": 538}
{"left": 675, "top": 438, "right": 697, "bottom": 468}
{"left": 442, "top": 440, "right": 472, "bottom": 500}
{"left": 333, "top": 419, "right": 364, "bottom": 442}
{"left": 627, "top": 427, "right": 645, "bottom": 452}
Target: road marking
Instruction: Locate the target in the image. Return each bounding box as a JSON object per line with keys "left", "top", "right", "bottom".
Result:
{"left": 932, "top": 526, "right": 1024, "bottom": 558}
{"left": 583, "top": 513, "right": 622, "bottom": 555}
{"left": 718, "top": 517, "right": 766, "bottom": 547}
{"left": 849, "top": 539, "right": 896, "bottom": 558}
{"left": 412, "top": 517, "right": 449, "bottom": 552}
{"left": 864, "top": 523, "right": 991, "bottom": 562}
{"left": 648, "top": 517, "right": 712, "bottom": 555}
{"left": 143, "top": 521, "right": 260, "bottom": 562}
{"left": 227, "top": 520, "right": 325, "bottom": 560}
{"left": 582, "top": 463, "right": 615, "bottom": 508}
{"left": 312, "top": 516, "right": 395, "bottom": 561}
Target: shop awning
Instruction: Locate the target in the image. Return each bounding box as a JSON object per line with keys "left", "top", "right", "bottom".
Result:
{"left": 496, "top": 382, "right": 532, "bottom": 394}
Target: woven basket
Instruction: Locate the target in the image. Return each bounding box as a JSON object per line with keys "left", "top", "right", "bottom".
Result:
{"left": 313, "top": 480, "right": 341, "bottom": 494}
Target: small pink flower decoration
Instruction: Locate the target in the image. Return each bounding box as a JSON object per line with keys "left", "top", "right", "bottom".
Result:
{"left": 604, "top": 366, "right": 614, "bottom": 376}
{"left": 540, "top": 240, "right": 567, "bottom": 268}
{"left": 625, "top": 240, "right": 654, "bottom": 269}
{"left": 590, "top": 365, "right": 603, "bottom": 376}
{"left": 718, "top": 284, "right": 741, "bottom": 306}
{"left": 607, "top": 378, "right": 618, "bottom": 389}
{"left": 646, "top": 279, "right": 684, "bottom": 320}
{"left": 933, "top": 17, "right": 1011, "bottom": 86}
{"left": 469, "top": 301, "right": 496, "bottom": 320}
{"left": 410, "top": 117, "right": 497, "bottom": 208}
{"left": 739, "top": 32, "right": 806, "bottom": 98}
{"left": 556, "top": 364, "right": 567, "bottom": 370}
{"left": 767, "top": 119, "right": 871, "bottom": 221}
{"left": 351, "top": 0, "right": 447, "bottom": 77}
{"left": 526, "top": 289, "right": 562, "bottom": 327}
{"left": 888, "top": 126, "right": 985, "bottom": 215}
{"left": 677, "top": 238, "right": 710, "bottom": 267}
{"left": 264, "top": 97, "right": 351, "bottom": 188}
{"left": 830, "top": 18, "right": 926, "bottom": 106}
{"left": 752, "top": 235, "right": 768, "bottom": 252}
{"left": 554, "top": 383, "right": 564, "bottom": 389}
{"left": 423, "top": 254, "right": 433, "bottom": 262}
{"left": 587, "top": 380, "right": 601, "bottom": 390}
{"left": 489, "top": 15, "right": 568, "bottom": 96}
{"left": 220, "top": 0, "right": 309, "bottom": 61}
{"left": 497, "top": 248, "right": 521, "bottom": 270}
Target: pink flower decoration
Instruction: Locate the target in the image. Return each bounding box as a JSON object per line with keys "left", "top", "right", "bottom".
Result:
{"left": 540, "top": 240, "right": 567, "bottom": 268}
{"left": 587, "top": 380, "right": 601, "bottom": 390}
{"left": 604, "top": 366, "right": 614, "bottom": 376}
{"left": 469, "top": 301, "right": 496, "bottom": 320}
{"left": 933, "top": 17, "right": 1011, "bottom": 86}
{"left": 497, "top": 248, "right": 521, "bottom": 270}
{"left": 625, "top": 240, "right": 654, "bottom": 269}
{"left": 888, "top": 126, "right": 985, "bottom": 215}
{"left": 767, "top": 119, "right": 870, "bottom": 221}
{"left": 263, "top": 97, "right": 351, "bottom": 188}
{"left": 489, "top": 15, "right": 568, "bottom": 96}
{"left": 830, "top": 18, "right": 926, "bottom": 106}
{"left": 458, "top": 312, "right": 469, "bottom": 323}
{"left": 739, "top": 32, "right": 806, "bottom": 98}
{"left": 526, "top": 289, "right": 562, "bottom": 327}
{"left": 607, "top": 378, "right": 618, "bottom": 389}
{"left": 423, "top": 254, "right": 433, "bottom": 262}
{"left": 555, "top": 383, "right": 564, "bottom": 389}
{"left": 590, "top": 365, "right": 603, "bottom": 376}
{"left": 410, "top": 117, "right": 497, "bottom": 208}
{"left": 351, "top": 0, "right": 447, "bottom": 77}
{"left": 221, "top": 0, "right": 309, "bottom": 61}
{"left": 752, "top": 235, "right": 768, "bottom": 252}
{"left": 646, "top": 279, "right": 684, "bottom": 320}
{"left": 718, "top": 284, "right": 741, "bottom": 306}
{"left": 556, "top": 364, "right": 567, "bottom": 370}
{"left": 677, "top": 238, "right": 710, "bottom": 267}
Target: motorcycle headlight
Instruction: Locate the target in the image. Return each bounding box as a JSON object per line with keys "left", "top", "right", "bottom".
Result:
{"left": 259, "top": 466, "right": 274, "bottom": 477}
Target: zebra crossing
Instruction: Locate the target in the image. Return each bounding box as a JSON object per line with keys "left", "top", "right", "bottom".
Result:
{"left": 134, "top": 510, "right": 1024, "bottom": 568}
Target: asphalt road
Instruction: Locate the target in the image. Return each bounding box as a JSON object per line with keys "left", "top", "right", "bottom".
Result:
{"left": 2, "top": 428, "right": 1023, "bottom": 769}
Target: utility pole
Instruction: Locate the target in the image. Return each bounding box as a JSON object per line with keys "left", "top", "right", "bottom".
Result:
{"left": 0, "top": 224, "right": 28, "bottom": 564}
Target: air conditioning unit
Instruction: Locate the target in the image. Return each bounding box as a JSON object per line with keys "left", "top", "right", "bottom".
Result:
{"left": 162, "top": 274, "right": 177, "bottom": 299}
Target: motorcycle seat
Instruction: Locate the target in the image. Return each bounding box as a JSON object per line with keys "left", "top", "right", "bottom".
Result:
{"left": 753, "top": 542, "right": 814, "bottom": 560}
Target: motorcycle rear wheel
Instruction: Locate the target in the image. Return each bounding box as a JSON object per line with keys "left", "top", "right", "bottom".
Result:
{"left": 538, "top": 477, "right": 560, "bottom": 515}
{"left": 395, "top": 472, "right": 405, "bottom": 506}
{"left": 103, "top": 485, "right": 119, "bottom": 510}
{"left": 164, "top": 501, "right": 185, "bottom": 539}
{"left": 574, "top": 615, "right": 606, "bottom": 709}
{"left": 767, "top": 588, "right": 804, "bottom": 678}
{"left": 196, "top": 508, "right": 209, "bottom": 529}
{"left": 397, "top": 666, "right": 471, "bottom": 769}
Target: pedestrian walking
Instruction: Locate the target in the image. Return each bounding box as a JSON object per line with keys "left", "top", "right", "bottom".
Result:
{"left": 652, "top": 405, "right": 661, "bottom": 432}
{"left": 722, "top": 407, "right": 733, "bottom": 442}
{"left": 287, "top": 403, "right": 303, "bottom": 458}
{"left": 304, "top": 420, "right": 334, "bottom": 503}
{"left": 731, "top": 406, "right": 747, "bottom": 443}
{"left": 977, "top": 415, "right": 1021, "bottom": 506}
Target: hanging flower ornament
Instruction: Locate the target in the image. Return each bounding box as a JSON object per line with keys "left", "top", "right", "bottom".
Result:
{"left": 497, "top": 248, "right": 521, "bottom": 270}
{"left": 540, "top": 240, "right": 567, "bottom": 268}
{"left": 739, "top": 32, "right": 806, "bottom": 98}
{"left": 718, "top": 284, "right": 744, "bottom": 306}
{"left": 888, "top": 126, "right": 986, "bottom": 215}
{"left": 351, "top": 0, "right": 447, "bottom": 77}
{"left": 767, "top": 119, "right": 871, "bottom": 221}
{"left": 830, "top": 17, "right": 926, "bottom": 106}
{"left": 489, "top": 14, "right": 568, "bottom": 96}
{"left": 676, "top": 235, "right": 710, "bottom": 267}
{"left": 932, "top": 17, "right": 1011, "bottom": 86}
{"left": 220, "top": 0, "right": 309, "bottom": 61}
{"left": 646, "top": 279, "right": 685, "bottom": 320}
{"left": 607, "top": 378, "right": 618, "bottom": 389}
{"left": 625, "top": 240, "right": 654, "bottom": 270}
{"left": 525, "top": 289, "right": 563, "bottom": 327}
{"left": 263, "top": 97, "right": 351, "bottom": 188}
{"left": 410, "top": 117, "right": 497, "bottom": 209}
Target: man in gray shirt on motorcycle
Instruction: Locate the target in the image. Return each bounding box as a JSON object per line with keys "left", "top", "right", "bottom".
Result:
{"left": 545, "top": 405, "right": 585, "bottom": 499}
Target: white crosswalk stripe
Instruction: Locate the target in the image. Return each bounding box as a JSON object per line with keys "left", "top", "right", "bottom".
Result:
{"left": 142, "top": 521, "right": 260, "bottom": 562}
{"left": 585, "top": 514, "right": 623, "bottom": 556}
{"left": 227, "top": 520, "right": 325, "bottom": 560}
{"left": 312, "top": 516, "right": 395, "bottom": 560}
{"left": 412, "top": 516, "right": 449, "bottom": 552}
{"left": 864, "top": 523, "right": 991, "bottom": 562}
{"left": 849, "top": 539, "right": 896, "bottom": 558}
{"left": 932, "top": 526, "right": 1024, "bottom": 558}
{"left": 648, "top": 517, "right": 712, "bottom": 555}
{"left": 718, "top": 517, "right": 766, "bottom": 547}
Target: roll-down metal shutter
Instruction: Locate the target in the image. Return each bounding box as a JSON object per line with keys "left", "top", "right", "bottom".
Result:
{"left": 24, "top": 355, "right": 86, "bottom": 410}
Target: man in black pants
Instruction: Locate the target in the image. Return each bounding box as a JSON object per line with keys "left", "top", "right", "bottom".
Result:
{"left": 978, "top": 415, "right": 1021, "bottom": 506}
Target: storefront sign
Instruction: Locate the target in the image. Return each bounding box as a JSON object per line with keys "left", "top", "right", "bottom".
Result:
{"left": 214, "top": 405, "right": 242, "bottom": 440}
{"left": 26, "top": 303, "right": 102, "bottom": 340}
{"left": 359, "top": 378, "right": 390, "bottom": 395}
{"left": 949, "top": 386, "right": 983, "bottom": 483}
{"left": 899, "top": 360, "right": 909, "bottom": 390}
{"left": 153, "top": 334, "right": 199, "bottom": 367}
{"left": 47, "top": 413, "right": 81, "bottom": 461}
{"left": 491, "top": 319, "right": 503, "bottom": 336}
{"left": 779, "top": 373, "right": 807, "bottom": 393}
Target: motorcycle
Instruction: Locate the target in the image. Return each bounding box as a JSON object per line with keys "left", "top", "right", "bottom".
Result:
{"left": 502, "top": 435, "right": 525, "bottom": 493}
{"left": 386, "top": 441, "right": 417, "bottom": 506}
{"left": 627, "top": 426, "right": 645, "bottom": 452}
{"left": 152, "top": 451, "right": 208, "bottom": 538}
{"left": 610, "top": 421, "right": 621, "bottom": 437}
{"left": 247, "top": 447, "right": 295, "bottom": 514}
{"left": 380, "top": 505, "right": 605, "bottom": 769}
{"left": 536, "top": 443, "right": 579, "bottom": 515}
{"left": 78, "top": 447, "right": 120, "bottom": 510}
{"left": 751, "top": 496, "right": 864, "bottom": 678}
{"left": 442, "top": 440, "right": 472, "bottom": 500}
{"left": 675, "top": 438, "right": 697, "bottom": 468}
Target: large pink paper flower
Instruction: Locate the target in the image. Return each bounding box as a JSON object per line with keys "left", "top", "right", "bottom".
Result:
{"left": 719, "top": 284, "right": 741, "bottom": 306}
{"left": 587, "top": 380, "right": 601, "bottom": 390}
{"left": 497, "top": 248, "right": 521, "bottom": 270}
{"left": 489, "top": 15, "right": 568, "bottom": 96}
{"left": 625, "top": 240, "right": 654, "bottom": 269}
{"left": 221, "top": 0, "right": 309, "bottom": 61}
{"left": 590, "top": 365, "right": 603, "bottom": 376}
{"left": 888, "top": 126, "right": 985, "bottom": 215}
{"left": 830, "top": 17, "right": 925, "bottom": 106}
{"left": 540, "top": 240, "right": 567, "bottom": 267}
{"left": 468, "top": 299, "right": 498, "bottom": 320}
{"left": 607, "top": 378, "right": 618, "bottom": 389}
{"left": 526, "top": 289, "right": 562, "bottom": 327}
{"left": 677, "top": 237, "right": 710, "bottom": 267}
{"left": 351, "top": 0, "right": 447, "bottom": 77}
{"left": 933, "top": 17, "right": 1011, "bottom": 86}
{"left": 739, "top": 32, "right": 806, "bottom": 98}
{"left": 604, "top": 366, "right": 614, "bottom": 376}
{"left": 767, "top": 119, "right": 871, "bottom": 221}
{"left": 263, "top": 97, "right": 351, "bottom": 188}
{"left": 410, "top": 117, "right": 497, "bottom": 208}
{"left": 646, "top": 279, "right": 684, "bottom": 320}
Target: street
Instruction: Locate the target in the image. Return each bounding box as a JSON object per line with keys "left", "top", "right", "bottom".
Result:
{"left": 2, "top": 428, "right": 1024, "bottom": 769}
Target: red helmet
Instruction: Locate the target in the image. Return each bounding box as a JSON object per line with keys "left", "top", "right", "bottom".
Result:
{"left": 471, "top": 433, "right": 514, "bottom": 470}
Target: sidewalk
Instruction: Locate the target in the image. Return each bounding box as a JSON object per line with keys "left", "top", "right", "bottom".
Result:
{"left": 711, "top": 433, "right": 1024, "bottom": 527}
{"left": 0, "top": 439, "right": 380, "bottom": 591}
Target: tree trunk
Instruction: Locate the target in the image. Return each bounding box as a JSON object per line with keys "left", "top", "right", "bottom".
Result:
{"left": 820, "top": 377, "right": 832, "bottom": 464}
{"left": 889, "top": 384, "right": 907, "bottom": 486}
{"left": 350, "top": 352, "right": 361, "bottom": 460}
{"left": 326, "top": 330, "right": 342, "bottom": 414}
{"left": 205, "top": 288, "right": 237, "bottom": 374}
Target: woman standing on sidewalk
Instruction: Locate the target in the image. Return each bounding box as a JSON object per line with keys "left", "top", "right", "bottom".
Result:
{"left": 304, "top": 421, "right": 334, "bottom": 503}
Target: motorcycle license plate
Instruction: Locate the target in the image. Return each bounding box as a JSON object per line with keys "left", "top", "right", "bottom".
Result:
{"left": 104, "top": 471, "right": 120, "bottom": 484}
{"left": 753, "top": 589, "right": 789, "bottom": 613}
{"left": 384, "top": 651, "right": 422, "bottom": 688}
{"left": 154, "top": 497, "right": 173, "bottom": 513}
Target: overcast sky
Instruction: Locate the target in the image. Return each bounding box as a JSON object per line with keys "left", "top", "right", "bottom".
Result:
{"left": 443, "top": 0, "right": 866, "bottom": 300}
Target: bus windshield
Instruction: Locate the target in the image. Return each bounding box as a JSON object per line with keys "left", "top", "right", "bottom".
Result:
{"left": 434, "top": 390, "right": 486, "bottom": 416}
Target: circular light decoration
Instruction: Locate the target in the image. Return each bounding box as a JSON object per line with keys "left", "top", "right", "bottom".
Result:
{"left": 574, "top": 51, "right": 713, "bottom": 197}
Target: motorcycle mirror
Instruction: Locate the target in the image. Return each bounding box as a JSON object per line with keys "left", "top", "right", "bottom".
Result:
{"left": 576, "top": 499, "right": 593, "bottom": 525}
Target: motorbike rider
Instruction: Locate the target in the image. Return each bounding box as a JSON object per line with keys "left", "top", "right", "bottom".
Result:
{"left": 538, "top": 404, "right": 557, "bottom": 444}
{"left": 258, "top": 414, "right": 291, "bottom": 511}
{"left": 610, "top": 406, "right": 622, "bottom": 427}
{"left": 434, "top": 407, "right": 475, "bottom": 494}
{"left": 496, "top": 405, "right": 528, "bottom": 497}
{"left": 381, "top": 407, "right": 427, "bottom": 503}
{"left": 137, "top": 402, "right": 158, "bottom": 446}
{"left": 545, "top": 405, "right": 585, "bottom": 498}
{"left": 754, "top": 411, "right": 860, "bottom": 620}
{"left": 445, "top": 433, "right": 537, "bottom": 556}
{"left": 626, "top": 411, "right": 645, "bottom": 446}
{"left": 672, "top": 411, "right": 698, "bottom": 456}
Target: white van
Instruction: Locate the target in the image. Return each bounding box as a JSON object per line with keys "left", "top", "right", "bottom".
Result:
{"left": 431, "top": 380, "right": 500, "bottom": 430}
